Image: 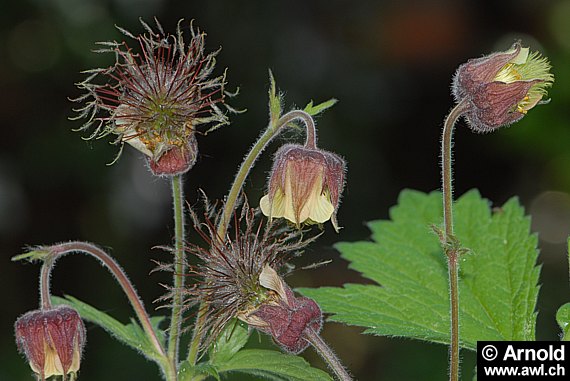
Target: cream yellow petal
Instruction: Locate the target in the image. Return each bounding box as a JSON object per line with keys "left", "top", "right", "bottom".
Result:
{"left": 299, "top": 174, "right": 334, "bottom": 224}
{"left": 261, "top": 166, "right": 334, "bottom": 226}
{"left": 42, "top": 343, "right": 65, "bottom": 377}
{"left": 307, "top": 194, "right": 334, "bottom": 223}
{"left": 260, "top": 189, "right": 288, "bottom": 219}
{"left": 259, "top": 265, "right": 289, "bottom": 303}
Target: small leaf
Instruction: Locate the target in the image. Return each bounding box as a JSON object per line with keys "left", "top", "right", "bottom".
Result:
{"left": 268, "top": 70, "right": 282, "bottom": 122}
{"left": 208, "top": 319, "right": 250, "bottom": 363}
{"left": 12, "top": 248, "right": 50, "bottom": 262}
{"left": 178, "top": 361, "right": 220, "bottom": 381}
{"left": 556, "top": 303, "right": 570, "bottom": 341}
{"left": 214, "top": 349, "right": 332, "bottom": 381}
{"left": 300, "top": 189, "right": 540, "bottom": 350}
{"left": 52, "top": 295, "right": 165, "bottom": 361}
{"left": 304, "top": 98, "right": 338, "bottom": 116}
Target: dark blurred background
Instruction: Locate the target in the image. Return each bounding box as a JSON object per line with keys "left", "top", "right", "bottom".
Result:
{"left": 2, "top": 0, "right": 570, "bottom": 380}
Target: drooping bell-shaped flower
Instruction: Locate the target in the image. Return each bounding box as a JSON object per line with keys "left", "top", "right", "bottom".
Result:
{"left": 15, "top": 306, "right": 86, "bottom": 380}
{"left": 260, "top": 144, "right": 346, "bottom": 232}
{"left": 452, "top": 41, "right": 554, "bottom": 132}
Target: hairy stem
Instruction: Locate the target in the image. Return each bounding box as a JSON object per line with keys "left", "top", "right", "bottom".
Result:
{"left": 448, "top": 250, "right": 460, "bottom": 381}
{"left": 39, "top": 255, "right": 55, "bottom": 310}
{"left": 43, "top": 242, "right": 169, "bottom": 362}
{"left": 304, "top": 327, "right": 352, "bottom": 381}
{"left": 186, "top": 110, "right": 317, "bottom": 364}
{"left": 441, "top": 100, "right": 467, "bottom": 381}
{"left": 168, "top": 175, "right": 186, "bottom": 366}
{"left": 217, "top": 109, "right": 317, "bottom": 239}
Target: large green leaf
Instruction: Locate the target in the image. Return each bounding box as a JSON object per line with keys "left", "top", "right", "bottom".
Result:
{"left": 213, "top": 349, "right": 332, "bottom": 381}
{"left": 52, "top": 295, "right": 166, "bottom": 361}
{"left": 300, "top": 190, "right": 540, "bottom": 350}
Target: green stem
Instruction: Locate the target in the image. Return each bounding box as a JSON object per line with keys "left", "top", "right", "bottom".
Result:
{"left": 217, "top": 109, "right": 317, "bottom": 239}
{"left": 45, "top": 242, "right": 171, "bottom": 374}
{"left": 168, "top": 174, "right": 186, "bottom": 368}
{"left": 441, "top": 100, "right": 467, "bottom": 381}
{"left": 186, "top": 109, "right": 317, "bottom": 364}
{"left": 304, "top": 327, "right": 352, "bottom": 381}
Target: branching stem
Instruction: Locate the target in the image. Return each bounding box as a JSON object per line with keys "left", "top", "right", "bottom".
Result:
{"left": 186, "top": 109, "right": 317, "bottom": 364}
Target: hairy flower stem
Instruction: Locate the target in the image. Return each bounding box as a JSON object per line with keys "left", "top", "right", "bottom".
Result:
{"left": 441, "top": 100, "right": 467, "bottom": 381}
{"left": 304, "top": 327, "right": 352, "bottom": 381}
{"left": 186, "top": 110, "right": 317, "bottom": 364}
{"left": 168, "top": 175, "right": 186, "bottom": 366}
{"left": 39, "top": 241, "right": 175, "bottom": 379}
{"left": 39, "top": 255, "right": 55, "bottom": 310}
{"left": 218, "top": 109, "right": 317, "bottom": 239}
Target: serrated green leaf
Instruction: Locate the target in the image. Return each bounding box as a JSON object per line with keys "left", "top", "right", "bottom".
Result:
{"left": 214, "top": 349, "right": 332, "bottom": 381}
{"left": 556, "top": 303, "right": 570, "bottom": 341}
{"left": 52, "top": 295, "right": 166, "bottom": 360}
{"left": 300, "top": 189, "right": 540, "bottom": 350}
{"left": 304, "top": 98, "right": 338, "bottom": 116}
{"left": 208, "top": 319, "right": 250, "bottom": 364}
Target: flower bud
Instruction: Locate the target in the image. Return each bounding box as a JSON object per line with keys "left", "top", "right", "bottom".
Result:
{"left": 260, "top": 144, "right": 346, "bottom": 232}
{"left": 452, "top": 41, "right": 553, "bottom": 132}
{"left": 15, "top": 306, "right": 86, "bottom": 380}
{"left": 239, "top": 266, "right": 322, "bottom": 354}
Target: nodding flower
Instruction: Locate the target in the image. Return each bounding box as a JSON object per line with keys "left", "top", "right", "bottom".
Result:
{"left": 260, "top": 144, "right": 346, "bottom": 232}
{"left": 72, "top": 19, "right": 230, "bottom": 175}
{"left": 452, "top": 41, "right": 554, "bottom": 133}
{"left": 15, "top": 306, "right": 86, "bottom": 381}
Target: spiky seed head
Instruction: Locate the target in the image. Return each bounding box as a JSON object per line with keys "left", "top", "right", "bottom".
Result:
{"left": 180, "top": 200, "right": 318, "bottom": 352}
{"left": 72, "top": 19, "right": 229, "bottom": 174}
